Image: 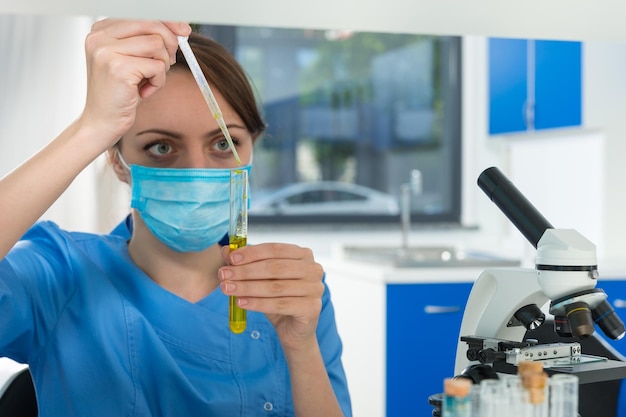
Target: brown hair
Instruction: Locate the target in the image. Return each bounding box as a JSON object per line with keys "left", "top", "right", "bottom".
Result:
{"left": 175, "top": 32, "right": 266, "bottom": 141}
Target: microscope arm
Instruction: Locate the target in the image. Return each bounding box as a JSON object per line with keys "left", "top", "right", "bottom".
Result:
{"left": 454, "top": 268, "right": 547, "bottom": 375}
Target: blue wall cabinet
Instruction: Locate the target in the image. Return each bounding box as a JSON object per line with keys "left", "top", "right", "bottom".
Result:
{"left": 386, "top": 282, "right": 473, "bottom": 417}
{"left": 488, "top": 38, "right": 582, "bottom": 135}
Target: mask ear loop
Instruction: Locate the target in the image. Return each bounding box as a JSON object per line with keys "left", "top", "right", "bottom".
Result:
{"left": 116, "top": 149, "right": 132, "bottom": 183}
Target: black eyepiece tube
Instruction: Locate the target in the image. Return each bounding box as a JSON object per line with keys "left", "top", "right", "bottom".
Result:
{"left": 477, "top": 167, "right": 554, "bottom": 248}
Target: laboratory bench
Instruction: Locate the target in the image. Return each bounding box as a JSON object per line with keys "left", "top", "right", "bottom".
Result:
{"left": 321, "top": 255, "right": 626, "bottom": 417}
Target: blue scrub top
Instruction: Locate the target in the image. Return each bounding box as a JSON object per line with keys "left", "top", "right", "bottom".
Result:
{"left": 0, "top": 220, "right": 352, "bottom": 416}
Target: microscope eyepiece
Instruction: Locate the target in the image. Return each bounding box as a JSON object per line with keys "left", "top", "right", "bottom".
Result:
{"left": 478, "top": 167, "right": 553, "bottom": 248}
{"left": 593, "top": 299, "right": 626, "bottom": 341}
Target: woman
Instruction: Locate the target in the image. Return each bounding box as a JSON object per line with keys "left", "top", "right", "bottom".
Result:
{"left": 0, "top": 19, "right": 351, "bottom": 416}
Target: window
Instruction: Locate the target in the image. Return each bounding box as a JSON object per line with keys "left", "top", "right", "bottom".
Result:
{"left": 198, "top": 25, "right": 462, "bottom": 225}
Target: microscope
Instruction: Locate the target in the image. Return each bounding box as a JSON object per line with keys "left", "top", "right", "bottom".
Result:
{"left": 454, "top": 167, "right": 626, "bottom": 386}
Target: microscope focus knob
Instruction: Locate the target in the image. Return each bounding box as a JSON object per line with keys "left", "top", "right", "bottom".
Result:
{"left": 466, "top": 348, "right": 480, "bottom": 362}
{"left": 477, "top": 348, "right": 506, "bottom": 364}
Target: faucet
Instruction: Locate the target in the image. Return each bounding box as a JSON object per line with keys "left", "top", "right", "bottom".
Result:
{"left": 400, "top": 169, "right": 423, "bottom": 251}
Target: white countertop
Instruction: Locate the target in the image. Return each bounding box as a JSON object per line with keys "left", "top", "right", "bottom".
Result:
{"left": 322, "top": 247, "right": 626, "bottom": 285}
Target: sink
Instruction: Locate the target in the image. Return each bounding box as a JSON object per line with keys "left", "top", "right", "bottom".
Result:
{"left": 341, "top": 245, "right": 520, "bottom": 268}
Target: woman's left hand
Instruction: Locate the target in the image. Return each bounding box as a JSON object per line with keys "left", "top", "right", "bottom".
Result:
{"left": 219, "top": 243, "right": 325, "bottom": 350}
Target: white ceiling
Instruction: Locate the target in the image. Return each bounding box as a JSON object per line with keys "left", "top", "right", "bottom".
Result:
{"left": 1, "top": 0, "right": 625, "bottom": 41}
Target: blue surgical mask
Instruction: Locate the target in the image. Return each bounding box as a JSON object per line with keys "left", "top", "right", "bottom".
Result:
{"left": 118, "top": 152, "right": 251, "bottom": 252}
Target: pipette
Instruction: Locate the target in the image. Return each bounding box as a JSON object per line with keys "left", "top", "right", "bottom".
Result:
{"left": 177, "top": 36, "right": 242, "bottom": 165}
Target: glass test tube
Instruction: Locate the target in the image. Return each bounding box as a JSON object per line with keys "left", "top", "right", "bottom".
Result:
{"left": 479, "top": 379, "right": 509, "bottom": 417}
{"left": 229, "top": 169, "right": 248, "bottom": 334}
{"left": 470, "top": 383, "right": 481, "bottom": 417}
{"left": 549, "top": 374, "right": 579, "bottom": 417}
{"left": 501, "top": 374, "right": 529, "bottom": 417}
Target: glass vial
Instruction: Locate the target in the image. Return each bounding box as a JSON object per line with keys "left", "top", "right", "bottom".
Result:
{"left": 549, "top": 374, "right": 579, "bottom": 417}
{"left": 229, "top": 168, "right": 248, "bottom": 334}
{"left": 442, "top": 377, "right": 472, "bottom": 417}
{"left": 479, "top": 378, "right": 509, "bottom": 417}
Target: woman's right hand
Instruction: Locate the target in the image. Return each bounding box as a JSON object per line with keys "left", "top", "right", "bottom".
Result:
{"left": 79, "top": 19, "right": 191, "bottom": 149}
{"left": 0, "top": 19, "right": 194, "bottom": 260}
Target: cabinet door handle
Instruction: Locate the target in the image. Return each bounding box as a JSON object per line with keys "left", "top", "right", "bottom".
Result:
{"left": 424, "top": 305, "right": 461, "bottom": 314}
{"left": 613, "top": 299, "right": 626, "bottom": 308}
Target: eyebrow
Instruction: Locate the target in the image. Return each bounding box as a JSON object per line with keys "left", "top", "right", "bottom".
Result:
{"left": 136, "top": 124, "right": 248, "bottom": 139}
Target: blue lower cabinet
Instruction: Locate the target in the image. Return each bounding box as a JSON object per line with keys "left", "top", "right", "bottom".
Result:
{"left": 594, "top": 280, "right": 626, "bottom": 417}
{"left": 386, "top": 282, "right": 473, "bottom": 417}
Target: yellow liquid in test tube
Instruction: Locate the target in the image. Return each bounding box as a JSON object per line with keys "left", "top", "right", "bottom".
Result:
{"left": 229, "top": 235, "right": 247, "bottom": 334}
{"left": 229, "top": 169, "right": 248, "bottom": 334}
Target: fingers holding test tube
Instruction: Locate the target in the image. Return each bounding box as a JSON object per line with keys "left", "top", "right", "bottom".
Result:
{"left": 219, "top": 243, "right": 326, "bottom": 348}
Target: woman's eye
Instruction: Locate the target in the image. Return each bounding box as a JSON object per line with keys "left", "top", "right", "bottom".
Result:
{"left": 147, "top": 143, "right": 173, "bottom": 155}
{"left": 215, "top": 139, "right": 232, "bottom": 152}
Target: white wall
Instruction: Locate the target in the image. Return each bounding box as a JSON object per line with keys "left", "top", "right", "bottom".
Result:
{"left": 584, "top": 41, "right": 626, "bottom": 261}
{"left": 0, "top": 14, "right": 100, "bottom": 232}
